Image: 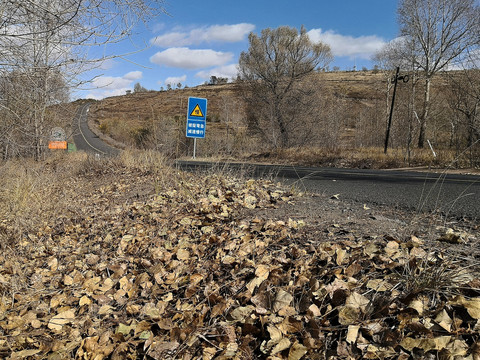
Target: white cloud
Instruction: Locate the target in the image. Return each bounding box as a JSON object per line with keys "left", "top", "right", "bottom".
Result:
{"left": 86, "top": 88, "right": 130, "bottom": 100}
{"left": 86, "top": 70, "right": 144, "bottom": 99}
{"left": 195, "top": 64, "right": 239, "bottom": 80}
{"left": 164, "top": 75, "right": 187, "bottom": 86}
{"left": 152, "top": 23, "right": 166, "bottom": 33}
{"left": 191, "top": 23, "right": 255, "bottom": 43}
{"left": 92, "top": 76, "right": 132, "bottom": 90}
{"left": 150, "top": 47, "right": 233, "bottom": 69}
{"left": 151, "top": 23, "right": 255, "bottom": 47}
{"left": 124, "top": 70, "right": 143, "bottom": 80}
{"left": 98, "top": 58, "right": 116, "bottom": 70}
{"left": 151, "top": 32, "right": 192, "bottom": 47}
{"left": 307, "top": 29, "right": 386, "bottom": 59}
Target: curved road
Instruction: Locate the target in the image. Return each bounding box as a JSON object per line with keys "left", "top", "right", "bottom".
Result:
{"left": 73, "top": 103, "right": 119, "bottom": 156}
{"left": 176, "top": 160, "right": 480, "bottom": 219}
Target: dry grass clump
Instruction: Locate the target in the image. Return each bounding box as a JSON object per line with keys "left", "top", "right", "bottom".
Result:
{"left": 394, "top": 252, "right": 477, "bottom": 304}
{"left": 0, "top": 149, "right": 176, "bottom": 249}
{"left": 0, "top": 158, "right": 61, "bottom": 248}
{"left": 119, "top": 148, "right": 171, "bottom": 174}
{"left": 246, "top": 146, "right": 465, "bottom": 169}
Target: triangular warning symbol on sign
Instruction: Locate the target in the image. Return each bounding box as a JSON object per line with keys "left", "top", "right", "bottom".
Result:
{"left": 190, "top": 104, "right": 204, "bottom": 118}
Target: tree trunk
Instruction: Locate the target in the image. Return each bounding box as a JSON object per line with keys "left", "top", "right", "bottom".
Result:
{"left": 418, "top": 77, "right": 431, "bottom": 148}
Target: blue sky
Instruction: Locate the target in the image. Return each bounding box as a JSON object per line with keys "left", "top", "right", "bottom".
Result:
{"left": 82, "top": 0, "right": 399, "bottom": 99}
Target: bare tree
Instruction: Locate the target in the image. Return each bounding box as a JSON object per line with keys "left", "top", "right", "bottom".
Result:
{"left": 134, "top": 82, "right": 148, "bottom": 93}
{"left": 446, "top": 63, "right": 480, "bottom": 165}
{"left": 397, "top": 0, "right": 480, "bottom": 148}
{"left": 0, "top": 0, "right": 166, "bottom": 159}
{"left": 238, "top": 26, "right": 333, "bottom": 148}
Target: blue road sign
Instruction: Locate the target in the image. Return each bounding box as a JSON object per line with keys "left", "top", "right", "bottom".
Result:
{"left": 186, "top": 97, "right": 207, "bottom": 139}
{"left": 187, "top": 97, "right": 207, "bottom": 121}
{"left": 186, "top": 119, "right": 206, "bottom": 138}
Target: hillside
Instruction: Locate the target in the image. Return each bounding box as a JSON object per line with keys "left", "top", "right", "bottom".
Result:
{"left": 87, "top": 71, "right": 387, "bottom": 154}
{"left": 86, "top": 70, "right": 479, "bottom": 169}
{"left": 90, "top": 71, "right": 385, "bottom": 124}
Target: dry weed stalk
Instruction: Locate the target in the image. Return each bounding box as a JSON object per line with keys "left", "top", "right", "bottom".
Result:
{"left": 395, "top": 252, "right": 478, "bottom": 306}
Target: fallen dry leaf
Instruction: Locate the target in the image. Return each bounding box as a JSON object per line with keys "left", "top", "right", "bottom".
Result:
{"left": 48, "top": 310, "right": 75, "bottom": 332}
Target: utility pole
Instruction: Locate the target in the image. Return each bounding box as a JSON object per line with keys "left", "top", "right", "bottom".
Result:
{"left": 384, "top": 67, "right": 409, "bottom": 154}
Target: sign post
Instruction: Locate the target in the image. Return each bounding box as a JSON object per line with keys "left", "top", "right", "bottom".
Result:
{"left": 186, "top": 97, "right": 207, "bottom": 159}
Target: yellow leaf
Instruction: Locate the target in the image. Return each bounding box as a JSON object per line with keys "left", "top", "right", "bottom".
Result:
{"left": 189, "top": 273, "right": 204, "bottom": 286}
{"left": 409, "top": 296, "right": 429, "bottom": 316}
{"left": 230, "top": 306, "right": 255, "bottom": 322}
{"left": 266, "top": 325, "right": 283, "bottom": 348}
{"left": 162, "top": 293, "right": 173, "bottom": 302}
{"left": 176, "top": 248, "right": 190, "bottom": 260}
{"left": 201, "top": 226, "right": 214, "bottom": 234}
{"left": 48, "top": 257, "right": 58, "bottom": 271}
{"left": 244, "top": 195, "right": 257, "bottom": 209}
{"left": 31, "top": 319, "right": 42, "bottom": 329}
{"left": 117, "top": 323, "right": 135, "bottom": 335}
{"left": 11, "top": 349, "right": 41, "bottom": 357}
{"left": 446, "top": 339, "right": 468, "bottom": 357}
{"left": 288, "top": 342, "right": 308, "bottom": 360}
{"left": 63, "top": 274, "right": 74, "bottom": 286}
{"left": 338, "top": 305, "right": 360, "bottom": 325}
{"left": 224, "top": 342, "right": 238, "bottom": 357}
{"left": 366, "top": 279, "right": 391, "bottom": 292}
{"left": 273, "top": 289, "right": 293, "bottom": 313}
{"left": 126, "top": 304, "right": 141, "bottom": 315}
{"left": 346, "top": 325, "right": 360, "bottom": 344}
{"left": 180, "top": 217, "right": 192, "bottom": 226}
{"left": 435, "top": 309, "right": 452, "bottom": 332}
{"left": 144, "top": 304, "right": 164, "bottom": 320}
{"left": 410, "top": 235, "right": 424, "bottom": 246}
{"left": 79, "top": 296, "right": 92, "bottom": 307}
{"left": 118, "top": 276, "right": 130, "bottom": 291}
{"left": 202, "top": 347, "right": 217, "bottom": 360}
{"left": 308, "top": 304, "right": 321, "bottom": 317}
{"left": 410, "top": 246, "right": 427, "bottom": 258}
{"left": 271, "top": 338, "right": 291, "bottom": 355}
{"left": 431, "top": 336, "right": 452, "bottom": 351}
{"left": 222, "top": 255, "right": 236, "bottom": 265}
{"left": 336, "top": 248, "right": 347, "bottom": 265}
{"left": 100, "top": 278, "right": 114, "bottom": 292}
{"left": 50, "top": 293, "right": 66, "bottom": 308}
{"left": 400, "top": 337, "right": 422, "bottom": 351}
{"left": 346, "top": 292, "right": 370, "bottom": 311}
{"left": 400, "top": 336, "right": 451, "bottom": 352}
{"left": 438, "top": 228, "right": 463, "bottom": 244}
{"left": 138, "top": 330, "right": 153, "bottom": 340}
{"left": 450, "top": 296, "right": 480, "bottom": 319}
{"left": 246, "top": 264, "right": 269, "bottom": 294}
{"left": 48, "top": 310, "right": 75, "bottom": 331}
{"left": 98, "top": 305, "right": 113, "bottom": 315}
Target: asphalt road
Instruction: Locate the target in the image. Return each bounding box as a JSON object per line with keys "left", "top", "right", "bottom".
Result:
{"left": 73, "top": 103, "right": 119, "bottom": 156}
{"left": 176, "top": 160, "right": 480, "bottom": 220}
{"left": 70, "top": 104, "right": 479, "bottom": 220}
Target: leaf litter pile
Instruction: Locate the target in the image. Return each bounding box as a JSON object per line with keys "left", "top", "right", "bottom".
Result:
{"left": 0, "top": 154, "right": 479, "bottom": 359}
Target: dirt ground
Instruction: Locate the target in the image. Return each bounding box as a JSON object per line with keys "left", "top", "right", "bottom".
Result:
{"left": 244, "top": 190, "right": 480, "bottom": 266}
